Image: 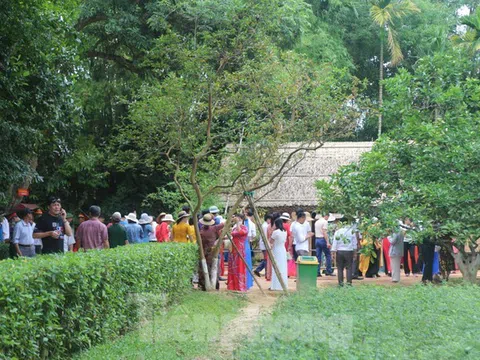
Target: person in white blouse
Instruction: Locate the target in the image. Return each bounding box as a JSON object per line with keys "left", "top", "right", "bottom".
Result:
{"left": 270, "top": 218, "right": 288, "bottom": 291}
{"left": 331, "top": 220, "right": 358, "bottom": 286}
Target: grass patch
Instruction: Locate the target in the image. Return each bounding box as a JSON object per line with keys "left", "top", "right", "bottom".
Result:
{"left": 236, "top": 285, "right": 480, "bottom": 360}
{"left": 75, "top": 290, "right": 246, "bottom": 360}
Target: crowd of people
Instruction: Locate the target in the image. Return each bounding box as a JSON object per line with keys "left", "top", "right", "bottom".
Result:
{"left": 0, "top": 197, "right": 458, "bottom": 290}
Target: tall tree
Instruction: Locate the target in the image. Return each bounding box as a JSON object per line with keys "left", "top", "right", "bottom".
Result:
{"left": 0, "top": 0, "right": 80, "bottom": 211}
{"left": 370, "top": 0, "right": 420, "bottom": 137}
{"left": 317, "top": 49, "right": 480, "bottom": 283}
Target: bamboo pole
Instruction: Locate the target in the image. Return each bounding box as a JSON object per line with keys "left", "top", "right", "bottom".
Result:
{"left": 244, "top": 189, "right": 289, "bottom": 294}
{"left": 226, "top": 233, "right": 267, "bottom": 296}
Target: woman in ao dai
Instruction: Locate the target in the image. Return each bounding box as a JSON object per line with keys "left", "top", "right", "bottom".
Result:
{"left": 270, "top": 218, "right": 288, "bottom": 291}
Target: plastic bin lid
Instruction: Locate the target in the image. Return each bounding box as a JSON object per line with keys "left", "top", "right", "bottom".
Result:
{"left": 297, "top": 256, "right": 319, "bottom": 265}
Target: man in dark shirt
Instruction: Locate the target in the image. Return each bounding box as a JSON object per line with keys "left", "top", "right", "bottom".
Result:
{"left": 107, "top": 212, "right": 128, "bottom": 248}
{"left": 34, "top": 196, "right": 72, "bottom": 254}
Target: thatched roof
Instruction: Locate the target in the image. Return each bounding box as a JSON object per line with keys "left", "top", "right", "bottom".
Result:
{"left": 252, "top": 142, "right": 373, "bottom": 209}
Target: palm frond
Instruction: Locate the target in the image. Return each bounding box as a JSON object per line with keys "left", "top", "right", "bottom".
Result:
{"left": 387, "top": 27, "right": 403, "bottom": 65}
{"left": 370, "top": 6, "right": 391, "bottom": 26}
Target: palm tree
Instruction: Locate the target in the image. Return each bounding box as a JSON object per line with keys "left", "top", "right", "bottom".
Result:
{"left": 370, "top": 0, "right": 420, "bottom": 137}
{"left": 452, "top": 8, "right": 480, "bottom": 55}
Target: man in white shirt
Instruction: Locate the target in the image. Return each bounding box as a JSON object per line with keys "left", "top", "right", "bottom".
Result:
{"left": 331, "top": 221, "right": 358, "bottom": 286}
{"left": 1, "top": 215, "right": 10, "bottom": 243}
{"left": 291, "top": 212, "right": 314, "bottom": 257}
{"left": 315, "top": 213, "right": 334, "bottom": 277}
{"left": 63, "top": 213, "right": 76, "bottom": 252}
{"left": 13, "top": 209, "right": 36, "bottom": 257}
{"left": 254, "top": 214, "right": 272, "bottom": 277}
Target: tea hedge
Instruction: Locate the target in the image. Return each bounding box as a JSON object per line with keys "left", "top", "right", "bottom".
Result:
{"left": 0, "top": 243, "right": 198, "bottom": 359}
{"left": 0, "top": 242, "right": 9, "bottom": 260}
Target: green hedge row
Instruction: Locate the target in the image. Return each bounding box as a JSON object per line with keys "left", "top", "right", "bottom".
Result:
{"left": 0, "top": 242, "right": 9, "bottom": 260}
{"left": 0, "top": 243, "right": 198, "bottom": 359}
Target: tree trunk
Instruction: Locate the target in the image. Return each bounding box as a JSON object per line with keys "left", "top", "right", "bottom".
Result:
{"left": 378, "top": 35, "right": 384, "bottom": 138}
{"left": 245, "top": 193, "right": 289, "bottom": 294}
{"left": 209, "top": 195, "right": 245, "bottom": 286}
{"left": 452, "top": 251, "right": 480, "bottom": 284}
{"left": 192, "top": 213, "right": 213, "bottom": 291}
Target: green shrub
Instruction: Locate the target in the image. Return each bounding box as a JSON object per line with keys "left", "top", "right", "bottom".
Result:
{"left": 0, "top": 242, "right": 9, "bottom": 260}
{"left": 0, "top": 243, "right": 197, "bottom": 359}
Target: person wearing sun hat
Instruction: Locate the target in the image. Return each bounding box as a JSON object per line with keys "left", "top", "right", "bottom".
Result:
{"left": 138, "top": 213, "right": 154, "bottom": 243}
{"left": 156, "top": 214, "right": 173, "bottom": 242}
{"left": 198, "top": 213, "right": 226, "bottom": 290}
{"left": 209, "top": 206, "right": 225, "bottom": 225}
{"left": 125, "top": 212, "right": 143, "bottom": 244}
{"left": 172, "top": 211, "right": 195, "bottom": 243}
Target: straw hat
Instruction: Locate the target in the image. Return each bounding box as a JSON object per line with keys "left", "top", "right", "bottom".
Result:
{"left": 327, "top": 214, "right": 336, "bottom": 222}
{"left": 199, "top": 214, "right": 215, "bottom": 226}
{"left": 138, "top": 213, "right": 153, "bottom": 225}
{"left": 304, "top": 212, "right": 313, "bottom": 222}
{"left": 177, "top": 211, "right": 190, "bottom": 220}
{"left": 126, "top": 213, "right": 139, "bottom": 223}
{"left": 162, "top": 214, "right": 174, "bottom": 222}
{"left": 279, "top": 212, "right": 291, "bottom": 221}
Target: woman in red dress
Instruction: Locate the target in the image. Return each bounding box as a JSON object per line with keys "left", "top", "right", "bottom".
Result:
{"left": 228, "top": 214, "right": 248, "bottom": 292}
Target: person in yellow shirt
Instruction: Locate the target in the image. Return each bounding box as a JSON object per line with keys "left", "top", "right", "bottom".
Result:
{"left": 172, "top": 211, "right": 195, "bottom": 243}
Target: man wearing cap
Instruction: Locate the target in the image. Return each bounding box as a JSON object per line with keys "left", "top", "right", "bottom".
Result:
{"left": 33, "top": 196, "right": 72, "bottom": 254}
{"left": 13, "top": 209, "right": 36, "bottom": 257}
{"left": 108, "top": 212, "right": 128, "bottom": 248}
{"left": 315, "top": 213, "right": 334, "bottom": 277}
{"left": 76, "top": 206, "right": 109, "bottom": 250}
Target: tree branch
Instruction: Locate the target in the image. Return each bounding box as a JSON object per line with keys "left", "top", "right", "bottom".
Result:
{"left": 86, "top": 51, "right": 140, "bottom": 73}
{"left": 75, "top": 14, "right": 108, "bottom": 31}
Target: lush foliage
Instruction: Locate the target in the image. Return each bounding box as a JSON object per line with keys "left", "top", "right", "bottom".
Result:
{"left": 0, "top": 243, "right": 197, "bottom": 359}
{"left": 317, "top": 48, "right": 480, "bottom": 281}
{"left": 237, "top": 286, "right": 480, "bottom": 359}
{"left": 75, "top": 291, "right": 246, "bottom": 360}
{"left": 0, "top": 0, "right": 81, "bottom": 210}
{"left": 1, "top": 0, "right": 477, "bottom": 216}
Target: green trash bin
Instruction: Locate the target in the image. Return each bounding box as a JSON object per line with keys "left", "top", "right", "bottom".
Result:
{"left": 296, "top": 256, "right": 318, "bottom": 291}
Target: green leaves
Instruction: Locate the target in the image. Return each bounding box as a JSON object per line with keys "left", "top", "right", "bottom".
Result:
{"left": 0, "top": 243, "right": 197, "bottom": 359}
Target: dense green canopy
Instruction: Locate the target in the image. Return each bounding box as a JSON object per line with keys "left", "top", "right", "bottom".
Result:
{"left": 0, "top": 0, "right": 476, "bottom": 218}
